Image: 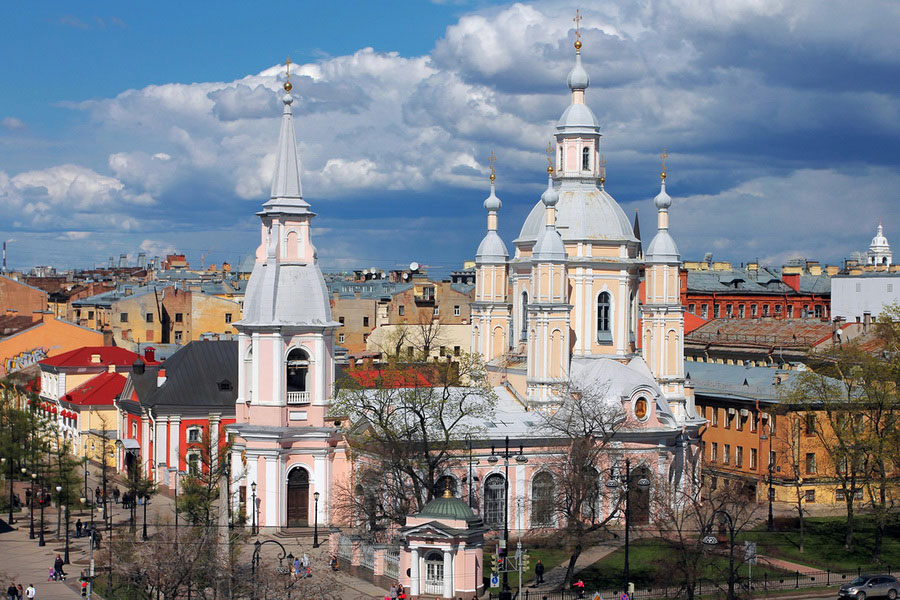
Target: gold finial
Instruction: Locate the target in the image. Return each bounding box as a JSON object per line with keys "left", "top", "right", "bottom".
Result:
{"left": 573, "top": 9, "right": 583, "bottom": 51}
{"left": 489, "top": 150, "right": 496, "bottom": 184}
{"left": 599, "top": 154, "right": 607, "bottom": 185}
{"left": 546, "top": 142, "right": 555, "bottom": 175}
{"left": 284, "top": 57, "right": 293, "bottom": 92}
{"left": 660, "top": 148, "right": 668, "bottom": 181}
{"left": 442, "top": 480, "right": 453, "bottom": 498}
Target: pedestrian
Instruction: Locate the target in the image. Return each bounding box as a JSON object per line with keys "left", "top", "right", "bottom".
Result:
{"left": 292, "top": 556, "right": 301, "bottom": 580}
{"left": 390, "top": 583, "right": 398, "bottom": 600}
{"left": 329, "top": 555, "right": 339, "bottom": 571}
{"left": 573, "top": 580, "right": 585, "bottom": 599}
{"left": 24, "top": 488, "right": 31, "bottom": 508}
{"left": 397, "top": 583, "right": 405, "bottom": 599}
{"left": 535, "top": 559, "right": 544, "bottom": 585}
{"left": 75, "top": 519, "right": 83, "bottom": 538}
{"left": 16, "top": 585, "right": 23, "bottom": 599}
{"left": 53, "top": 556, "right": 65, "bottom": 582}
{"left": 113, "top": 487, "right": 120, "bottom": 504}
{"left": 92, "top": 529, "right": 101, "bottom": 550}
{"left": 301, "top": 553, "right": 310, "bottom": 571}
{"left": 24, "top": 585, "right": 34, "bottom": 599}
{"left": 94, "top": 486, "right": 101, "bottom": 505}
{"left": 7, "top": 583, "right": 17, "bottom": 600}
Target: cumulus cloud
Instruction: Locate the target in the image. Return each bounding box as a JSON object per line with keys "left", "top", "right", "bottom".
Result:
{"left": 2, "top": 0, "right": 898, "bottom": 270}
{"left": 1, "top": 117, "right": 25, "bottom": 131}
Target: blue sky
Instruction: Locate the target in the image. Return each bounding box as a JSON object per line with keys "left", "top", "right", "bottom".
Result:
{"left": 1, "top": 0, "right": 899, "bottom": 274}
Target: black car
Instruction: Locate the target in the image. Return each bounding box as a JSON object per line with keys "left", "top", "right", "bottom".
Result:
{"left": 838, "top": 575, "right": 900, "bottom": 600}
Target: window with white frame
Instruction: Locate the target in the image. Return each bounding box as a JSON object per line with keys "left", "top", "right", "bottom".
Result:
{"left": 187, "top": 426, "right": 202, "bottom": 444}
{"left": 597, "top": 292, "right": 612, "bottom": 343}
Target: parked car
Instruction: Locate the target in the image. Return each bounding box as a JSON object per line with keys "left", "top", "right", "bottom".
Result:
{"left": 838, "top": 575, "right": 900, "bottom": 599}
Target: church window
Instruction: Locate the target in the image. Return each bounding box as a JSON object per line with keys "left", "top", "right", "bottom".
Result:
{"left": 725, "top": 304, "right": 733, "bottom": 318}
{"left": 484, "top": 474, "right": 505, "bottom": 528}
{"left": 751, "top": 304, "right": 758, "bottom": 317}
{"left": 762, "top": 305, "right": 770, "bottom": 317}
{"left": 739, "top": 305, "right": 745, "bottom": 318}
{"left": 688, "top": 303, "right": 695, "bottom": 314}
{"left": 597, "top": 292, "right": 612, "bottom": 343}
{"left": 701, "top": 305, "right": 708, "bottom": 319}
{"left": 814, "top": 305, "right": 823, "bottom": 318}
{"left": 520, "top": 291, "right": 529, "bottom": 341}
{"left": 531, "top": 471, "right": 555, "bottom": 526}
{"left": 582, "top": 147, "right": 590, "bottom": 171}
{"left": 286, "top": 348, "right": 310, "bottom": 393}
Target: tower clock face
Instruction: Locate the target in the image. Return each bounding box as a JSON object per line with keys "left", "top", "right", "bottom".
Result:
{"left": 634, "top": 397, "right": 648, "bottom": 420}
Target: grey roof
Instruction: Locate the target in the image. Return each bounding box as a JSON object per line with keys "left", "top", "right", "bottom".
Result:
{"left": 569, "top": 356, "right": 678, "bottom": 424}
{"left": 685, "top": 360, "right": 802, "bottom": 402}
{"left": 685, "top": 267, "right": 831, "bottom": 296}
{"left": 646, "top": 230, "right": 680, "bottom": 263}
{"left": 532, "top": 226, "right": 567, "bottom": 261}
{"left": 146, "top": 341, "right": 237, "bottom": 409}
{"left": 242, "top": 261, "right": 336, "bottom": 327}
{"left": 517, "top": 182, "right": 638, "bottom": 245}
{"left": 326, "top": 279, "right": 411, "bottom": 299}
{"left": 449, "top": 283, "right": 475, "bottom": 295}
{"left": 557, "top": 103, "right": 600, "bottom": 131}
{"left": 476, "top": 231, "right": 509, "bottom": 263}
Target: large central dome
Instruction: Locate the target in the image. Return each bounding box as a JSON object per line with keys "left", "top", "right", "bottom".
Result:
{"left": 515, "top": 184, "right": 638, "bottom": 245}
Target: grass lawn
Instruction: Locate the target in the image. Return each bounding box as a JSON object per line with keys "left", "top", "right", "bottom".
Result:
{"left": 574, "top": 539, "right": 789, "bottom": 592}
{"left": 487, "top": 545, "right": 571, "bottom": 591}
{"left": 742, "top": 515, "right": 900, "bottom": 572}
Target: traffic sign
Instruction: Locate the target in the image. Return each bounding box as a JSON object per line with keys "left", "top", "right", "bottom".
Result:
{"left": 490, "top": 574, "right": 500, "bottom": 588}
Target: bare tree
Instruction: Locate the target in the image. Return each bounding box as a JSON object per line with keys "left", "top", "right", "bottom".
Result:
{"left": 536, "top": 377, "right": 625, "bottom": 587}
{"left": 331, "top": 351, "right": 496, "bottom": 532}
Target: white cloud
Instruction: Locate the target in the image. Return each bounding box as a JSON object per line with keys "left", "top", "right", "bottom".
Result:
{"left": 1, "top": 117, "right": 25, "bottom": 131}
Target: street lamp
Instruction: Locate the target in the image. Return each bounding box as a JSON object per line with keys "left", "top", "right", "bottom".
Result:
{"left": 487, "top": 436, "right": 528, "bottom": 599}
{"left": 605, "top": 458, "right": 651, "bottom": 598}
{"left": 55, "top": 484, "right": 63, "bottom": 538}
{"left": 313, "top": 491, "right": 320, "bottom": 548}
{"left": 28, "top": 472, "right": 35, "bottom": 540}
{"left": 63, "top": 481, "right": 71, "bottom": 564}
{"left": 250, "top": 482, "right": 257, "bottom": 535}
{"left": 142, "top": 493, "right": 149, "bottom": 540}
{"left": 760, "top": 428, "right": 775, "bottom": 531}
{"left": 38, "top": 475, "right": 46, "bottom": 546}
{"left": 250, "top": 539, "right": 295, "bottom": 600}
{"left": 701, "top": 509, "right": 737, "bottom": 600}
{"left": 2, "top": 457, "right": 12, "bottom": 525}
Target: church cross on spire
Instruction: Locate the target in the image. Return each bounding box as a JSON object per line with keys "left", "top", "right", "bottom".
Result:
{"left": 489, "top": 150, "right": 497, "bottom": 183}
{"left": 284, "top": 57, "right": 293, "bottom": 92}
{"left": 573, "top": 9, "right": 583, "bottom": 50}
{"left": 546, "top": 141, "right": 555, "bottom": 175}
{"left": 599, "top": 154, "right": 607, "bottom": 186}
{"left": 660, "top": 148, "right": 669, "bottom": 181}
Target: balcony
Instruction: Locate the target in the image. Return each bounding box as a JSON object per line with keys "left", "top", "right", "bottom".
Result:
{"left": 286, "top": 391, "right": 311, "bottom": 405}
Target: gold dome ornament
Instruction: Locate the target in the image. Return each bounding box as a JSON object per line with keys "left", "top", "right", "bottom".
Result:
{"left": 489, "top": 150, "right": 497, "bottom": 183}
{"left": 660, "top": 148, "right": 668, "bottom": 181}
{"left": 573, "top": 9, "right": 583, "bottom": 51}
{"left": 284, "top": 81, "right": 292, "bottom": 92}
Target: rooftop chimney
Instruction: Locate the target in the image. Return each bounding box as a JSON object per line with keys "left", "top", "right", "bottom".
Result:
{"left": 863, "top": 312, "right": 871, "bottom": 334}
{"left": 144, "top": 347, "right": 156, "bottom": 362}
{"left": 91, "top": 353, "right": 101, "bottom": 364}
{"left": 157, "top": 368, "right": 167, "bottom": 387}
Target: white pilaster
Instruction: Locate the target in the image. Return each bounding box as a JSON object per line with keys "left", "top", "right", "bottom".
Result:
{"left": 410, "top": 548, "right": 420, "bottom": 596}
{"left": 314, "top": 453, "right": 326, "bottom": 523}
{"left": 265, "top": 455, "right": 277, "bottom": 526}
{"left": 443, "top": 549, "right": 453, "bottom": 598}
{"left": 169, "top": 417, "right": 181, "bottom": 471}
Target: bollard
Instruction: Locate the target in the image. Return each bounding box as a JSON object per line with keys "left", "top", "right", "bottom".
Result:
{"left": 827, "top": 570, "right": 830, "bottom": 586}
{"left": 795, "top": 570, "right": 800, "bottom": 589}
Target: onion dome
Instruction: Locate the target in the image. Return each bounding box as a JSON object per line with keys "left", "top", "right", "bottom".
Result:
{"left": 567, "top": 52, "right": 590, "bottom": 91}
{"left": 654, "top": 181, "right": 672, "bottom": 209}
{"left": 484, "top": 183, "right": 501, "bottom": 212}
{"left": 541, "top": 176, "right": 559, "bottom": 207}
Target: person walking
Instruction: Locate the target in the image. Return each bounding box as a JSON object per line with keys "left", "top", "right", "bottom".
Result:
{"left": 7, "top": 583, "right": 17, "bottom": 600}
{"left": 24, "top": 585, "right": 35, "bottom": 599}
{"left": 534, "top": 559, "right": 544, "bottom": 585}
{"left": 113, "top": 487, "right": 120, "bottom": 504}
{"left": 75, "top": 519, "right": 83, "bottom": 538}
{"left": 16, "top": 585, "right": 23, "bottom": 599}
{"left": 53, "top": 556, "right": 65, "bottom": 582}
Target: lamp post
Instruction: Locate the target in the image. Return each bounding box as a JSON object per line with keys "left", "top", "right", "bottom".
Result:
{"left": 760, "top": 426, "right": 775, "bottom": 532}
{"left": 487, "top": 436, "right": 528, "bottom": 598}
{"left": 83, "top": 441, "right": 90, "bottom": 511}
{"left": 63, "top": 480, "right": 71, "bottom": 564}
{"left": 313, "top": 491, "right": 320, "bottom": 548}
{"left": 28, "top": 471, "right": 35, "bottom": 539}
{"left": 250, "top": 482, "right": 257, "bottom": 535}
{"left": 250, "top": 539, "right": 294, "bottom": 600}
{"left": 605, "top": 458, "right": 651, "bottom": 599}
{"left": 55, "top": 484, "right": 63, "bottom": 538}
{"left": 701, "top": 509, "right": 737, "bottom": 600}
{"left": 465, "top": 436, "right": 479, "bottom": 509}
{"left": 38, "top": 476, "right": 46, "bottom": 546}
{"left": 2, "top": 457, "right": 12, "bottom": 524}
{"left": 142, "top": 493, "right": 149, "bottom": 540}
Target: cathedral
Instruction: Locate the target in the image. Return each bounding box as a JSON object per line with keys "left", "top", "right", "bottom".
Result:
{"left": 227, "top": 32, "right": 704, "bottom": 542}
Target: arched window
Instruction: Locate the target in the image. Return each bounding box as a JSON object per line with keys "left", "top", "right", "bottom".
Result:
{"left": 531, "top": 471, "right": 555, "bottom": 526}
{"left": 520, "top": 292, "right": 529, "bottom": 342}
{"left": 597, "top": 292, "right": 612, "bottom": 343}
{"left": 424, "top": 551, "right": 445, "bottom": 595}
{"left": 286, "top": 348, "right": 309, "bottom": 392}
{"left": 484, "top": 474, "right": 505, "bottom": 528}
{"left": 582, "top": 147, "right": 590, "bottom": 171}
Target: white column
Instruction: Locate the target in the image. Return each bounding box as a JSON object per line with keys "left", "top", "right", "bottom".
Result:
{"left": 209, "top": 413, "right": 221, "bottom": 470}
{"left": 265, "top": 455, "right": 278, "bottom": 527}
{"left": 443, "top": 549, "right": 453, "bottom": 598}
{"left": 170, "top": 422, "right": 181, "bottom": 479}
{"left": 156, "top": 417, "right": 168, "bottom": 484}
{"left": 410, "top": 548, "right": 420, "bottom": 596}
{"left": 515, "top": 464, "right": 526, "bottom": 532}
{"left": 141, "top": 414, "right": 150, "bottom": 477}
{"left": 314, "top": 453, "right": 326, "bottom": 524}
{"left": 251, "top": 332, "right": 260, "bottom": 405}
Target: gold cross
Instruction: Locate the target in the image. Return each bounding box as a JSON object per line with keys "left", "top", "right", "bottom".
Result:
{"left": 573, "top": 9, "right": 583, "bottom": 41}
{"left": 660, "top": 148, "right": 668, "bottom": 180}
{"left": 599, "top": 154, "right": 606, "bottom": 185}
{"left": 284, "top": 57, "right": 293, "bottom": 92}
{"left": 546, "top": 141, "right": 555, "bottom": 174}
{"left": 488, "top": 150, "right": 496, "bottom": 183}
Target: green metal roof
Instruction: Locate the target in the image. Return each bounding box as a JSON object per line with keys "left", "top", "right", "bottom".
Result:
{"left": 417, "top": 495, "right": 477, "bottom": 522}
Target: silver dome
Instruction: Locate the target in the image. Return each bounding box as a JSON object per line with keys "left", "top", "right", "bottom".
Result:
{"left": 476, "top": 231, "right": 509, "bottom": 263}
{"left": 516, "top": 185, "right": 638, "bottom": 245}
{"left": 646, "top": 230, "right": 680, "bottom": 263}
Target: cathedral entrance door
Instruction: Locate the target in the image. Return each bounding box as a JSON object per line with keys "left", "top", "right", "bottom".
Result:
{"left": 629, "top": 469, "right": 651, "bottom": 525}
{"left": 287, "top": 468, "right": 309, "bottom": 527}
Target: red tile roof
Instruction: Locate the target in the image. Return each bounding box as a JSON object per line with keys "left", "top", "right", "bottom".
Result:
{"left": 62, "top": 371, "right": 126, "bottom": 406}
{"left": 347, "top": 367, "right": 433, "bottom": 388}
{"left": 40, "top": 346, "right": 152, "bottom": 368}
{"left": 684, "top": 312, "right": 707, "bottom": 335}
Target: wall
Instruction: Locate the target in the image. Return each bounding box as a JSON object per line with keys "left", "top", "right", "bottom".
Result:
{"left": 0, "top": 275, "right": 48, "bottom": 318}
{"left": 831, "top": 275, "right": 900, "bottom": 322}
{"left": 0, "top": 316, "right": 105, "bottom": 377}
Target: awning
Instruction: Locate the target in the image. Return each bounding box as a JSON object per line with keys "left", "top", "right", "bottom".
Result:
{"left": 118, "top": 438, "right": 141, "bottom": 450}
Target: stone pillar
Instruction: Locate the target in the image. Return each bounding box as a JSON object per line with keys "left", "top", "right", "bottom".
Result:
{"left": 410, "top": 547, "right": 420, "bottom": 597}
{"left": 169, "top": 416, "right": 181, "bottom": 471}
{"left": 350, "top": 538, "right": 362, "bottom": 566}
{"left": 442, "top": 549, "right": 453, "bottom": 598}
{"left": 373, "top": 544, "right": 386, "bottom": 576}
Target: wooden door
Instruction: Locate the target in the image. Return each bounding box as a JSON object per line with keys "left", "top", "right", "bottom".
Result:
{"left": 287, "top": 468, "right": 309, "bottom": 527}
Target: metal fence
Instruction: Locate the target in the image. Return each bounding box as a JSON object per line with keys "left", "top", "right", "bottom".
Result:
{"left": 384, "top": 549, "right": 400, "bottom": 581}
{"left": 360, "top": 543, "right": 376, "bottom": 571}
{"left": 337, "top": 535, "right": 353, "bottom": 560}
{"left": 489, "top": 567, "right": 896, "bottom": 600}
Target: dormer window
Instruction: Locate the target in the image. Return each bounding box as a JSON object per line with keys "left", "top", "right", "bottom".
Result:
{"left": 218, "top": 379, "right": 233, "bottom": 391}
{"left": 582, "top": 147, "right": 590, "bottom": 171}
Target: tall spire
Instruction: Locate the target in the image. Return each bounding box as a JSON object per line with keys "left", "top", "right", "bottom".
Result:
{"left": 476, "top": 153, "right": 508, "bottom": 263}
{"left": 646, "top": 150, "right": 680, "bottom": 263}
{"left": 264, "top": 58, "right": 310, "bottom": 214}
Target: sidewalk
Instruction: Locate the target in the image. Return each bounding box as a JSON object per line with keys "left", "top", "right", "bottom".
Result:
{"left": 527, "top": 542, "right": 623, "bottom": 593}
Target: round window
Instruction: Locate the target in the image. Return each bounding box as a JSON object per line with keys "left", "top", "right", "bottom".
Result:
{"left": 634, "top": 397, "right": 649, "bottom": 420}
